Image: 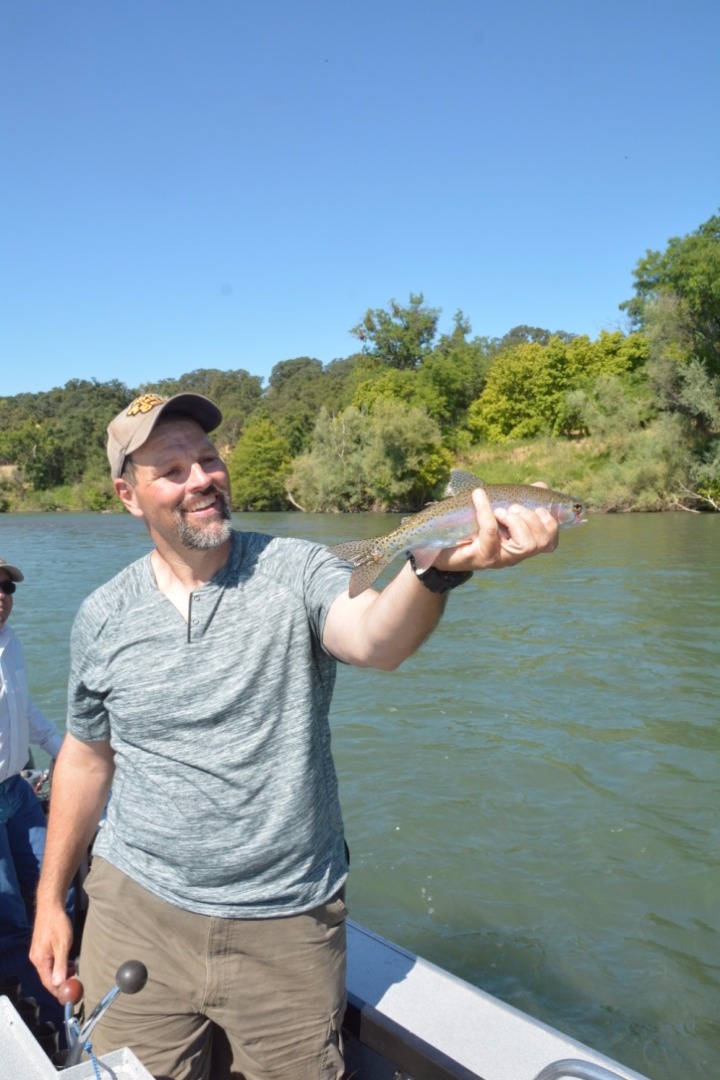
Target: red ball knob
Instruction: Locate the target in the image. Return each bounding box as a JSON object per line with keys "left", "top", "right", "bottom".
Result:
{"left": 57, "top": 976, "right": 84, "bottom": 1005}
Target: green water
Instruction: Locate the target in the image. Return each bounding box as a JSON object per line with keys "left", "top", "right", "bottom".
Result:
{"left": 1, "top": 510, "right": 718, "bottom": 1079}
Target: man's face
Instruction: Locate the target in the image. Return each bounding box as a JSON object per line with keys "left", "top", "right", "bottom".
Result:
{"left": 116, "top": 417, "right": 232, "bottom": 552}
{"left": 0, "top": 571, "right": 14, "bottom": 629}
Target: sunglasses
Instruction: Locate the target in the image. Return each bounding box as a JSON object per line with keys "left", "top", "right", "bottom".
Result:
{"left": 0, "top": 581, "right": 16, "bottom": 596}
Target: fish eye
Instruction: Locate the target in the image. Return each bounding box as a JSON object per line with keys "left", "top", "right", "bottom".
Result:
{"left": 573, "top": 502, "right": 583, "bottom": 513}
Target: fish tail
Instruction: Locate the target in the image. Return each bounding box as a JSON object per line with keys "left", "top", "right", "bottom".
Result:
{"left": 327, "top": 539, "right": 395, "bottom": 598}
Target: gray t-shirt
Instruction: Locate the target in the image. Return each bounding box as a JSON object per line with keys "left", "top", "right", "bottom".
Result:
{"left": 68, "top": 530, "right": 352, "bottom": 918}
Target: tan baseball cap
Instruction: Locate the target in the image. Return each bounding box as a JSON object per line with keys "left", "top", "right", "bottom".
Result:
{"left": 0, "top": 558, "right": 24, "bottom": 582}
{"left": 107, "top": 393, "right": 223, "bottom": 479}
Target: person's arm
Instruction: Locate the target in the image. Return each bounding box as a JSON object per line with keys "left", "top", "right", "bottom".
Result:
{"left": 27, "top": 697, "right": 64, "bottom": 760}
{"left": 30, "top": 732, "right": 115, "bottom": 995}
{"left": 9, "top": 633, "right": 65, "bottom": 759}
{"left": 323, "top": 487, "right": 559, "bottom": 670}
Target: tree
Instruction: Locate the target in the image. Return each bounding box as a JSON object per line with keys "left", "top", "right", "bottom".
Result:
{"left": 289, "top": 401, "right": 451, "bottom": 512}
{"left": 495, "top": 325, "right": 575, "bottom": 350}
{"left": 289, "top": 407, "right": 372, "bottom": 511}
{"left": 416, "top": 315, "right": 493, "bottom": 437}
{"left": 621, "top": 213, "right": 720, "bottom": 377}
{"left": 620, "top": 214, "right": 720, "bottom": 453}
{"left": 466, "top": 333, "right": 648, "bottom": 443}
{"left": 142, "top": 368, "right": 263, "bottom": 446}
{"left": 350, "top": 293, "right": 440, "bottom": 370}
{"left": 263, "top": 357, "right": 346, "bottom": 456}
{"left": 361, "top": 400, "right": 452, "bottom": 509}
{"left": 226, "top": 417, "right": 291, "bottom": 511}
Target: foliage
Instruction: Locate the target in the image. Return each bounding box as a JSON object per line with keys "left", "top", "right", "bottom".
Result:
{"left": 494, "top": 324, "right": 576, "bottom": 349}
{"left": 289, "top": 407, "right": 373, "bottom": 511}
{"left": 621, "top": 213, "right": 720, "bottom": 377}
{"left": 263, "top": 357, "right": 352, "bottom": 456}
{"left": 360, "top": 400, "right": 453, "bottom": 509}
{"left": 415, "top": 317, "right": 493, "bottom": 437}
{"left": 3, "top": 217, "right": 720, "bottom": 514}
{"left": 466, "top": 332, "right": 648, "bottom": 443}
{"left": 226, "top": 417, "right": 292, "bottom": 511}
{"left": 350, "top": 293, "right": 440, "bottom": 370}
{"left": 619, "top": 214, "right": 720, "bottom": 470}
{"left": 565, "top": 375, "right": 653, "bottom": 442}
{"left": 143, "top": 367, "right": 263, "bottom": 446}
{"left": 290, "top": 401, "right": 450, "bottom": 511}
{"left": 687, "top": 438, "right": 720, "bottom": 507}
{"left": 351, "top": 367, "right": 425, "bottom": 412}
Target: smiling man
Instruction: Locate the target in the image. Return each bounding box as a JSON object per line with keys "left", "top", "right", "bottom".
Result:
{"left": 31, "top": 392, "right": 560, "bottom": 1080}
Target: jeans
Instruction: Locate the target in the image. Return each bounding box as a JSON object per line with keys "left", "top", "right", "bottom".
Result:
{"left": 0, "top": 773, "right": 64, "bottom": 1028}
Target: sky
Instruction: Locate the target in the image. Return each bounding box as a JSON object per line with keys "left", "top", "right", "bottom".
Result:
{"left": 2, "top": 0, "right": 719, "bottom": 397}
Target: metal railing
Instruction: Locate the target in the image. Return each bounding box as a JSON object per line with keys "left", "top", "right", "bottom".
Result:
{"left": 533, "top": 1059, "right": 633, "bottom": 1080}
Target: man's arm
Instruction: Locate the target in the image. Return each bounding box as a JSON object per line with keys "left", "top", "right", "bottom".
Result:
{"left": 30, "top": 732, "right": 115, "bottom": 995}
{"left": 323, "top": 487, "right": 559, "bottom": 670}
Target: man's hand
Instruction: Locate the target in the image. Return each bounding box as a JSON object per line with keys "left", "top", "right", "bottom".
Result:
{"left": 30, "top": 905, "right": 74, "bottom": 997}
{"left": 434, "top": 485, "right": 559, "bottom": 573}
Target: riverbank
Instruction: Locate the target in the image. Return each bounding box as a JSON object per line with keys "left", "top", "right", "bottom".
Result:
{"left": 0, "top": 432, "right": 716, "bottom": 514}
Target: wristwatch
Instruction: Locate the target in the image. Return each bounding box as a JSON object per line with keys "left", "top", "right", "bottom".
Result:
{"left": 406, "top": 552, "right": 473, "bottom": 594}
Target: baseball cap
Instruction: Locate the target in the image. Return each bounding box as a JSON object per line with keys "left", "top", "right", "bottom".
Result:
{"left": 0, "top": 558, "right": 24, "bottom": 582}
{"left": 107, "top": 393, "right": 223, "bottom": 479}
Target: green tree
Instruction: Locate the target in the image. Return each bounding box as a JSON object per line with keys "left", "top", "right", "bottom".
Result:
{"left": 495, "top": 325, "right": 575, "bottom": 350}
{"left": 2, "top": 420, "right": 61, "bottom": 487}
{"left": 350, "top": 367, "right": 423, "bottom": 412}
{"left": 621, "top": 213, "right": 720, "bottom": 377}
{"left": 289, "top": 407, "right": 372, "bottom": 511}
{"left": 143, "top": 368, "right": 263, "bottom": 446}
{"left": 263, "top": 357, "right": 349, "bottom": 456}
{"left": 466, "top": 332, "right": 648, "bottom": 443}
{"left": 290, "top": 401, "right": 450, "bottom": 512}
{"left": 361, "top": 400, "right": 452, "bottom": 509}
{"left": 417, "top": 313, "right": 493, "bottom": 436}
{"left": 350, "top": 293, "right": 440, "bottom": 370}
{"left": 226, "top": 417, "right": 291, "bottom": 510}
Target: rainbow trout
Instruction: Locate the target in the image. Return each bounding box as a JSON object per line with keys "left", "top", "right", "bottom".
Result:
{"left": 328, "top": 470, "right": 586, "bottom": 597}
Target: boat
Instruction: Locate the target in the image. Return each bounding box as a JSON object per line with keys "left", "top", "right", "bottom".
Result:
{"left": 1, "top": 771, "right": 653, "bottom": 1080}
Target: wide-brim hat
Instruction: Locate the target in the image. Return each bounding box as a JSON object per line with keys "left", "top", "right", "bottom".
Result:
{"left": 0, "top": 558, "right": 24, "bottom": 582}
{"left": 107, "top": 393, "right": 223, "bottom": 479}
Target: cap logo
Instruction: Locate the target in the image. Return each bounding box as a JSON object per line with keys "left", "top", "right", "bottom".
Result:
{"left": 126, "top": 394, "right": 166, "bottom": 417}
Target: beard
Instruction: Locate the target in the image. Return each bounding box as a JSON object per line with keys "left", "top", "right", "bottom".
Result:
{"left": 174, "top": 488, "right": 232, "bottom": 550}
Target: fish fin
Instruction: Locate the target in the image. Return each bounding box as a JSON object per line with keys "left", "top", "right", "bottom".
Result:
{"left": 327, "top": 538, "right": 375, "bottom": 564}
{"left": 327, "top": 540, "right": 395, "bottom": 598}
{"left": 347, "top": 557, "right": 394, "bottom": 598}
{"left": 444, "top": 469, "right": 485, "bottom": 497}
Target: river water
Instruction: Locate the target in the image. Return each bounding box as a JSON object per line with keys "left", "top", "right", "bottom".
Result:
{"left": 1, "top": 510, "right": 717, "bottom": 1080}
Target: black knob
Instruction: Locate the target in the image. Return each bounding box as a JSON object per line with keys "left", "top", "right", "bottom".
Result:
{"left": 115, "top": 960, "right": 148, "bottom": 995}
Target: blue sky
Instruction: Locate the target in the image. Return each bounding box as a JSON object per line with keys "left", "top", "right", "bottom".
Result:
{"left": 2, "top": 0, "right": 719, "bottom": 397}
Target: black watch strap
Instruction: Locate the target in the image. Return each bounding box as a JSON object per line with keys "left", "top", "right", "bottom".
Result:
{"left": 407, "top": 552, "right": 473, "bottom": 594}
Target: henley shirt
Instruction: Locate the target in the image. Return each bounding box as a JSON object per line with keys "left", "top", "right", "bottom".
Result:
{"left": 68, "top": 530, "right": 352, "bottom": 918}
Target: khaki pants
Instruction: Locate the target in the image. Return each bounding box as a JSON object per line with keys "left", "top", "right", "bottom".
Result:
{"left": 79, "top": 858, "right": 347, "bottom": 1080}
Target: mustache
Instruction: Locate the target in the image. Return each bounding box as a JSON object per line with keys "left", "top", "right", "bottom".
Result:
{"left": 179, "top": 486, "right": 231, "bottom": 518}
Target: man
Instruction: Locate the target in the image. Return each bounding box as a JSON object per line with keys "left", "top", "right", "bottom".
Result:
{"left": 31, "top": 392, "right": 559, "bottom": 1079}
{"left": 0, "top": 556, "right": 65, "bottom": 1024}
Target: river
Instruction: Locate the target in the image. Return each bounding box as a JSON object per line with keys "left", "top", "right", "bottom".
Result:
{"left": 1, "top": 509, "right": 717, "bottom": 1079}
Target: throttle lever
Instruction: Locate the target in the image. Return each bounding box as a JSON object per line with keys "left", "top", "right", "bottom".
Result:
{"left": 61, "top": 959, "right": 148, "bottom": 1067}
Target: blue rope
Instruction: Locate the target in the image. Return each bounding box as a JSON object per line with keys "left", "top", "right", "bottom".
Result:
{"left": 82, "top": 1041, "right": 102, "bottom": 1080}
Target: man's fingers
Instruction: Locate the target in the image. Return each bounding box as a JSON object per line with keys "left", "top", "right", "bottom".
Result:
{"left": 30, "top": 915, "right": 72, "bottom": 996}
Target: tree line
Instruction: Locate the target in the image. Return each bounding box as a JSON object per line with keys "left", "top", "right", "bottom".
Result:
{"left": 1, "top": 212, "right": 718, "bottom": 514}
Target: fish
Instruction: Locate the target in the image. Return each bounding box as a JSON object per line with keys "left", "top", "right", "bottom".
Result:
{"left": 328, "top": 469, "right": 586, "bottom": 597}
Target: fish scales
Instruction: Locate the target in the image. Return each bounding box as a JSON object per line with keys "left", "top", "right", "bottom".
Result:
{"left": 328, "top": 470, "right": 586, "bottom": 597}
